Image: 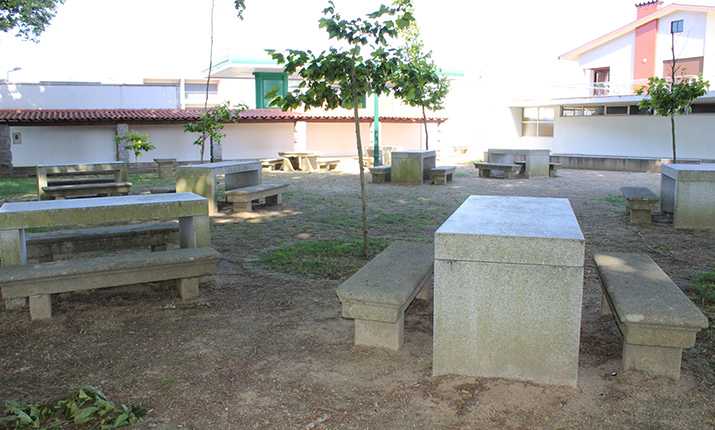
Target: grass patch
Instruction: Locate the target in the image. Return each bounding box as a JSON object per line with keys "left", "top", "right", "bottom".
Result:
{"left": 693, "top": 269, "right": 715, "bottom": 306}
{"left": 259, "top": 238, "right": 391, "bottom": 280}
{"left": 600, "top": 193, "right": 625, "bottom": 206}
{"left": 0, "top": 177, "right": 36, "bottom": 201}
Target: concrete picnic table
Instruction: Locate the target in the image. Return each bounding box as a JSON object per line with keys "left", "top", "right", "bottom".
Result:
{"left": 278, "top": 151, "right": 322, "bottom": 172}
{"left": 175, "top": 161, "right": 262, "bottom": 215}
{"left": 487, "top": 148, "right": 551, "bottom": 178}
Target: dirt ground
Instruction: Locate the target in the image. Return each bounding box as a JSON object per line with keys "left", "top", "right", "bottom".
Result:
{"left": 1, "top": 162, "right": 714, "bottom": 429}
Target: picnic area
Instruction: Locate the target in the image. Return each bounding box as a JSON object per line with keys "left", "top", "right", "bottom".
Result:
{"left": 0, "top": 162, "right": 714, "bottom": 429}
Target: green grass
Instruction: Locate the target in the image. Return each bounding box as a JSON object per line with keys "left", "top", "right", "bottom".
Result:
{"left": 0, "top": 177, "right": 36, "bottom": 201}
{"left": 600, "top": 193, "right": 625, "bottom": 206}
{"left": 259, "top": 238, "right": 392, "bottom": 280}
{"left": 693, "top": 269, "right": 715, "bottom": 306}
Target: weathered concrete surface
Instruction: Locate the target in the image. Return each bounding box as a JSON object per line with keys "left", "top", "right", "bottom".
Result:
{"left": 176, "top": 161, "right": 261, "bottom": 215}
{"left": 36, "top": 162, "right": 129, "bottom": 200}
{"left": 0, "top": 124, "right": 12, "bottom": 177}
{"left": 488, "top": 149, "right": 550, "bottom": 178}
{"left": 434, "top": 196, "right": 585, "bottom": 387}
{"left": 660, "top": 164, "right": 715, "bottom": 229}
{"left": 225, "top": 182, "right": 289, "bottom": 212}
{"left": 336, "top": 241, "right": 434, "bottom": 350}
{"left": 594, "top": 252, "right": 708, "bottom": 379}
{"left": 154, "top": 158, "right": 176, "bottom": 179}
{"left": 550, "top": 154, "right": 701, "bottom": 173}
{"left": 391, "top": 150, "right": 436, "bottom": 185}
{"left": 620, "top": 186, "right": 659, "bottom": 225}
{"left": 369, "top": 165, "right": 391, "bottom": 183}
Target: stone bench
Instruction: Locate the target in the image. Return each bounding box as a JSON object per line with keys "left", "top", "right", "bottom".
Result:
{"left": 318, "top": 159, "right": 341, "bottom": 170}
{"left": 369, "top": 165, "right": 391, "bottom": 183}
{"left": 594, "top": 252, "right": 708, "bottom": 380}
{"left": 549, "top": 162, "right": 562, "bottom": 178}
{"left": 430, "top": 166, "right": 456, "bottom": 185}
{"left": 620, "top": 187, "right": 659, "bottom": 225}
{"left": 336, "top": 241, "right": 434, "bottom": 350}
{"left": 41, "top": 182, "right": 133, "bottom": 200}
{"left": 36, "top": 162, "right": 128, "bottom": 201}
{"left": 473, "top": 162, "right": 521, "bottom": 179}
{"left": 260, "top": 158, "right": 284, "bottom": 171}
{"left": 47, "top": 177, "right": 116, "bottom": 187}
{"left": 0, "top": 247, "right": 222, "bottom": 320}
{"left": 25, "top": 222, "right": 180, "bottom": 263}
{"left": 225, "top": 182, "right": 290, "bottom": 212}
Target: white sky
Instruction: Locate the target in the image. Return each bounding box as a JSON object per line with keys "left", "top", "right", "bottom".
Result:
{"left": 1, "top": 1, "right": 714, "bottom": 88}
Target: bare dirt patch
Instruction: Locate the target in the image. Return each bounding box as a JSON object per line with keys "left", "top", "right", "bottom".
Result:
{"left": 1, "top": 164, "right": 714, "bottom": 429}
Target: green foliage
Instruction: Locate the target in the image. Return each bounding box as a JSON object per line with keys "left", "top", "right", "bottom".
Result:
{"left": 113, "top": 130, "right": 155, "bottom": 163}
{"left": 693, "top": 269, "right": 715, "bottom": 306}
{"left": 390, "top": 0, "right": 449, "bottom": 150}
{"left": 183, "top": 101, "right": 247, "bottom": 162}
{"left": 0, "top": 0, "right": 65, "bottom": 41}
{"left": 233, "top": 0, "right": 246, "bottom": 20}
{"left": 267, "top": 1, "right": 414, "bottom": 256}
{"left": 259, "top": 238, "right": 391, "bottom": 280}
{"left": 600, "top": 193, "right": 625, "bottom": 206}
{"left": 0, "top": 385, "right": 146, "bottom": 429}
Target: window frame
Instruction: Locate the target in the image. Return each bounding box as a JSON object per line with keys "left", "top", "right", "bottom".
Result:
{"left": 521, "top": 107, "right": 554, "bottom": 137}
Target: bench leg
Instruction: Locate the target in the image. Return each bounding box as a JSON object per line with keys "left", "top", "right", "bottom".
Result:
{"left": 504, "top": 170, "right": 518, "bottom": 179}
{"left": 354, "top": 315, "right": 404, "bottom": 350}
{"left": 5, "top": 297, "right": 27, "bottom": 310}
{"left": 231, "top": 201, "right": 253, "bottom": 212}
{"left": 432, "top": 175, "right": 446, "bottom": 185}
{"left": 372, "top": 174, "right": 384, "bottom": 184}
{"left": 29, "top": 294, "right": 52, "bottom": 320}
{"left": 416, "top": 275, "right": 433, "bottom": 301}
{"left": 629, "top": 209, "right": 652, "bottom": 225}
{"left": 265, "top": 194, "right": 282, "bottom": 206}
{"left": 478, "top": 169, "right": 490, "bottom": 178}
{"left": 446, "top": 173, "right": 453, "bottom": 182}
{"left": 178, "top": 277, "right": 200, "bottom": 301}
{"left": 600, "top": 289, "right": 612, "bottom": 317}
{"left": 623, "top": 342, "right": 683, "bottom": 380}
{"left": 549, "top": 169, "right": 558, "bottom": 178}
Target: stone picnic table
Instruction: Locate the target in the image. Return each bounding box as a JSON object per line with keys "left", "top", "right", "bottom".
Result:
{"left": 278, "top": 151, "right": 323, "bottom": 172}
{"left": 487, "top": 148, "right": 551, "bottom": 179}
{"left": 660, "top": 163, "right": 715, "bottom": 229}
{"left": 391, "top": 150, "right": 437, "bottom": 185}
{"left": 175, "top": 161, "right": 262, "bottom": 215}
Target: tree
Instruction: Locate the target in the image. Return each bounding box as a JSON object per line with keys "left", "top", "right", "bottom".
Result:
{"left": 183, "top": 101, "right": 247, "bottom": 162}
{"left": 113, "top": 130, "right": 155, "bottom": 164}
{"left": 636, "top": 30, "right": 710, "bottom": 163}
{"left": 390, "top": 0, "right": 449, "bottom": 151}
{"left": 0, "top": 0, "right": 65, "bottom": 41}
{"left": 267, "top": 1, "right": 413, "bottom": 257}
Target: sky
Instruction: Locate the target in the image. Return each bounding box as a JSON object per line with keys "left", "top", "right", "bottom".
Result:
{"left": 1, "top": 1, "right": 715, "bottom": 91}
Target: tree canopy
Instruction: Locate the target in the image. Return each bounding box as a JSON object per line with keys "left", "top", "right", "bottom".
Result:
{"left": 0, "top": 0, "right": 65, "bottom": 41}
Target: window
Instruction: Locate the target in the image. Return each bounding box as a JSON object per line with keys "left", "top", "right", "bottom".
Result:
{"left": 591, "top": 68, "right": 610, "bottom": 96}
{"left": 254, "top": 72, "right": 289, "bottom": 109}
{"left": 522, "top": 107, "right": 554, "bottom": 137}
{"left": 671, "top": 20, "right": 684, "bottom": 33}
{"left": 561, "top": 105, "right": 640, "bottom": 116}
{"left": 184, "top": 82, "right": 218, "bottom": 95}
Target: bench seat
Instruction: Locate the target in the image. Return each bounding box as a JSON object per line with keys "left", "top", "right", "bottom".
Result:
{"left": 260, "top": 158, "right": 284, "bottom": 171}
{"left": 336, "top": 241, "right": 433, "bottom": 350}
{"left": 224, "top": 182, "right": 290, "bottom": 212}
{"left": 47, "top": 177, "right": 115, "bottom": 186}
{"left": 41, "top": 182, "right": 132, "bottom": 199}
{"left": 26, "top": 222, "right": 179, "bottom": 262}
{"left": 594, "top": 252, "right": 708, "bottom": 379}
{"left": 473, "top": 162, "right": 521, "bottom": 179}
{"left": 430, "top": 166, "right": 456, "bottom": 185}
{"left": 370, "top": 165, "right": 391, "bottom": 183}
{"left": 620, "top": 187, "right": 659, "bottom": 225}
{"left": 0, "top": 247, "right": 222, "bottom": 320}
{"left": 318, "top": 159, "right": 341, "bottom": 170}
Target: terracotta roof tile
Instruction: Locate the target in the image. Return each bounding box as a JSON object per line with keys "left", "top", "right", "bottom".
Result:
{"left": 0, "top": 108, "right": 446, "bottom": 125}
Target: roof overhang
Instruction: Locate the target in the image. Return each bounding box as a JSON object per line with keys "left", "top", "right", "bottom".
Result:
{"left": 559, "top": 4, "right": 715, "bottom": 61}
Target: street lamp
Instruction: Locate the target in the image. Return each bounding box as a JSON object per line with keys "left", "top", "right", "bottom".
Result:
{"left": 6, "top": 67, "right": 21, "bottom": 82}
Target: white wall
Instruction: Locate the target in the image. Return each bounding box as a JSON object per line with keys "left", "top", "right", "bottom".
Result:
{"left": 579, "top": 32, "right": 635, "bottom": 85}
{"left": 656, "top": 11, "right": 708, "bottom": 75}
{"left": 11, "top": 125, "right": 117, "bottom": 165}
{"left": 221, "top": 123, "right": 295, "bottom": 160}
{"left": 0, "top": 83, "right": 181, "bottom": 109}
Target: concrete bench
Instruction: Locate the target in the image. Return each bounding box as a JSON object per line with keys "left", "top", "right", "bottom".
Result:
{"left": 549, "top": 162, "right": 562, "bottom": 178}
{"left": 25, "top": 222, "right": 180, "bottom": 263}
{"left": 318, "top": 159, "right": 341, "bottom": 170}
{"left": 430, "top": 166, "right": 456, "bottom": 185}
{"left": 225, "top": 182, "right": 290, "bottom": 212}
{"left": 175, "top": 161, "right": 262, "bottom": 215}
{"left": 260, "top": 158, "right": 284, "bottom": 171}
{"left": 336, "top": 241, "right": 434, "bottom": 350}
{"left": 594, "top": 252, "right": 708, "bottom": 380}
{"left": 36, "top": 162, "right": 128, "bottom": 201}
{"left": 369, "top": 165, "right": 391, "bottom": 183}
{"left": 473, "top": 162, "right": 521, "bottom": 179}
{"left": 41, "top": 182, "right": 133, "bottom": 200}
{"left": 0, "top": 247, "right": 222, "bottom": 320}
{"left": 47, "top": 177, "right": 115, "bottom": 186}
{"left": 620, "top": 187, "right": 659, "bottom": 225}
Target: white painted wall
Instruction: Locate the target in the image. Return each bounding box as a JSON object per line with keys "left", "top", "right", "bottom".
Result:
{"left": 579, "top": 32, "right": 635, "bottom": 85}
{"left": 11, "top": 125, "right": 117, "bottom": 165}
{"left": 0, "top": 83, "right": 181, "bottom": 109}
{"left": 656, "top": 11, "right": 708, "bottom": 76}
{"left": 221, "top": 123, "right": 295, "bottom": 159}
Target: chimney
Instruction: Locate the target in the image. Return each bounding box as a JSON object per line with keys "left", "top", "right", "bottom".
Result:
{"left": 636, "top": 1, "right": 663, "bottom": 20}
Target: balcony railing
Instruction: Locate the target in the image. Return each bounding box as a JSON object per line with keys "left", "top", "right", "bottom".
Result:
{"left": 551, "top": 75, "right": 711, "bottom": 99}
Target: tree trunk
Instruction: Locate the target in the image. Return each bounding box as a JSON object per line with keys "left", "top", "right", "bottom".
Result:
{"left": 200, "top": 0, "right": 216, "bottom": 164}
{"left": 422, "top": 104, "right": 429, "bottom": 150}
{"left": 351, "top": 60, "right": 369, "bottom": 257}
{"left": 671, "top": 115, "right": 677, "bottom": 163}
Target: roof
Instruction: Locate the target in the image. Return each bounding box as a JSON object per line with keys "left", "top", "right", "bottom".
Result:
{"left": 559, "top": 3, "right": 715, "bottom": 61}
{"left": 0, "top": 108, "right": 447, "bottom": 126}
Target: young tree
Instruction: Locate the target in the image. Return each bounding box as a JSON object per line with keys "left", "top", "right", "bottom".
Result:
{"left": 267, "top": 1, "right": 413, "bottom": 256}
{"left": 0, "top": 0, "right": 65, "bottom": 41}
{"left": 183, "top": 101, "right": 247, "bottom": 162}
{"left": 113, "top": 130, "right": 155, "bottom": 164}
{"left": 636, "top": 30, "right": 709, "bottom": 163}
{"left": 391, "top": 0, "right": 449, "bottom": 151}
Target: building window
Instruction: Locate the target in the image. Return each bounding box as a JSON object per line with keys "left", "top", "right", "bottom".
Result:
{"left": 522, "top": 107, "right": 554, "bottom": 137}
{"left": 591, "top": 68, "right": 610, "bottom": 96}
{"left": 671, "top": 20, "right": 684, "bottom": 33}
{"left": 184, "top": 82, "right": 218, "bottom": 95}
{"left": 254, "top": 72, "right": 289, "bottom": 109}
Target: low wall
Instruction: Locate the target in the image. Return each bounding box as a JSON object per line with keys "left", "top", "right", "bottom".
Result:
{"left": 550, "top": 154, "right": 708, "bottom": 173}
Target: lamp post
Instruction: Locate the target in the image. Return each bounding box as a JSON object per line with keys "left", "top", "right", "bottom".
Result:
{"left": 6, "top": 67, "right": 21, "bottom": 82}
